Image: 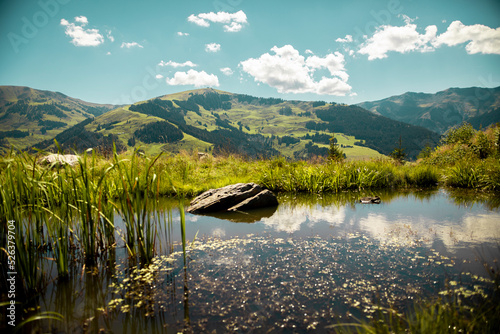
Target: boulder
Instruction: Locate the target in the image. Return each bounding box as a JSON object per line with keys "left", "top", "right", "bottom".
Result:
{"left": 359, "top": 196, "right": 381, "bottom": 204}
{"left": 40, "top": 154, "right": 79, "bottom": 167}
{"left": 228, "top": 189, "right": 278, "bottom": 211}
{"left": 187, "top": 183, "right": 278, "bottom": 214}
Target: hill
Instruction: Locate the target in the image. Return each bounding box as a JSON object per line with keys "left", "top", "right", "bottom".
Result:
{"left": 0, "top": 86, "right": 116, "bottom": 152}
{"left": 31, "top": 88, "right": 439, "bottom": 160}
{"left": 357, "top": 86, "right": 500, "bottom": 134}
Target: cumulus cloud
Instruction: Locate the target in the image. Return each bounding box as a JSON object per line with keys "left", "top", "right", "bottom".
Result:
{"left": 187, "top": 10, "right": 248, "bottom": 32}
{"left": 358, "top": 17, "right": 437, "bottom": 60}
{"left": 205, "top": 42, "right": 221, "bottom": 52}
{"left": 220, "top": 67, "right": 233, "bottom": 76}
{"left": 158, "top": 60, "right": 197, "bottom": 68}
{"left": 433, "top": 20, "right": 500, "bottom": 55}
{"left": 121, "top": 41, "right": 143, "bottom": 49}
{"left": 358, "top": 16, "right": 500, "bottom": 59}
{"left": 177, "top": 31, "right": 189, "bottom": 36}
{"left": 240, "top": 45, "right": 351, "bottom": 96}
{"left": 74, "top": 16, "right": 88, "bottom": 25}
{"left": 60, "top": 16, "right": 104, "bottom": 47}
{"left": 166, "top": 69, "right": 219, "bottom": 87}
{"left": 336, "top": 35, "right": 353, "bottom": 43}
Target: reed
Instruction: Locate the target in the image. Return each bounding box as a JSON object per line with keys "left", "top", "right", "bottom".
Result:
{"left": 111, "top": 149, "right": 163, "bottom": 264}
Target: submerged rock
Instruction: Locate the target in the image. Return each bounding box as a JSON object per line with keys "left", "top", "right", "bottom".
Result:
{"left": 187, "top": 183, "right": 278, "bottom": 214}
{"left": 359, "top": 196, "right": 381, "bottom": 204}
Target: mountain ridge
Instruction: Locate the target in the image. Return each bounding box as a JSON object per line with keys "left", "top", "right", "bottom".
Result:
{"left": 357, "top": 86, "right": 500, "bottom": 134}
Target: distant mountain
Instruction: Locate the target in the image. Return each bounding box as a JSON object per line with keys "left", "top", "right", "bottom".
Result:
{"left": 357, "top": 86, "right": 500, "bottom": 134}
{"left": 0, "top": 86, "right": 116, "bottom": 151}
{"left": 31, "top": 88, "right": 439, "bottom": 160}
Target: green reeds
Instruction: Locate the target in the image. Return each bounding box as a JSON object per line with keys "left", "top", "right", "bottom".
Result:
{"left": 112, "top": 149, "right": 163, "bottom": 264}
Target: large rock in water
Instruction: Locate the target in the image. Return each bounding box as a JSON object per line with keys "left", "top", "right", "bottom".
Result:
{"left": 187, "top": 183, "right": 278, "bottom": 214}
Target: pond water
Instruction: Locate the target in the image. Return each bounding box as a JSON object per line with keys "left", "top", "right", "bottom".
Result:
{"left": 34, "top": 189, "right": 500, "bottom": 333}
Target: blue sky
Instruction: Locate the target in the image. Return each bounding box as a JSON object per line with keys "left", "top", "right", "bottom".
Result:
{"left": 1, "top": 0, "right": 500, "bottom": 105}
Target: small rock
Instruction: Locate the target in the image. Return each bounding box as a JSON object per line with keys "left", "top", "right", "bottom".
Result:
{"left": 40, "top": 154, "right": 79, "bottom": 167}
{"left": 359, "top": 196, "right": 381, "bottom": 204}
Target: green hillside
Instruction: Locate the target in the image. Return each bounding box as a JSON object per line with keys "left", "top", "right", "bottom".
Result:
{"left": 0, "top": 86, "right": 116, "bottom": 152}
{"left": 31, "top": 88, "right": 440, "bottom": 160}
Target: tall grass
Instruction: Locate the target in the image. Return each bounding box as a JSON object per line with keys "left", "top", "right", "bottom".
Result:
{"left": 111, "top": 149, "right": 163, "bottom": 264}
{"left": 259, "top": 159, "right": 439, "bottom": 193}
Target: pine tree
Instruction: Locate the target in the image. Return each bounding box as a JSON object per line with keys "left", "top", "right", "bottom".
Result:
{"left": 390, "top": 135, "right": 407, "bottom": 163}
{"left": 328, "top": 133, "right": 344, "bottom": 162}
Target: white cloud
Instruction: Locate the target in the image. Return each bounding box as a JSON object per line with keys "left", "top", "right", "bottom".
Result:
{"left": 158, "top": 60, "right": 197, "bottom": 68}
{"left": 187, "top": 10, "right": 248, "bottom": 32}
{"left": 205, "top": 42, "right": 221, "bottom": 52}
{"left": 240, "top": 45, "right": 352, "bottom": 96}
{"left": 305, "top": 49, "right": 314, "bottom": 54}
{"left": 60, "top": 16, "right": 104, "bottom": 47}
{"left": 106, "top": 51, "right": 111, "bottom": 55}
{"left": 336, "top": 34, "right": 353, "bottom": 43}
{"left": 74, "top": 16, "right": 88, "bottom": 25}
{"left": 358, "top": 18, "right": 437, "bottom": 60}
{"left": 177, "top": 31, "right": 189, "bottom": 36}
{"left": 121, "top": 41, "right": 143, "bottom": 49}
{"left": 107, "top": 30, "right": 114, "bottom": 42}
{"left": 358, "top": 16, "right": 500, "bottom": 59}
{"left": 155, "top": 74, "right": 164, "bottom": 79}
{"left": 433, "top": 20, "right": 500, "bottom": 55}
{"left": 220, "top": 67, "right": 233, "bottom": 76}
{"left": 166, "top": 69, "right": 219, "bottom": 87}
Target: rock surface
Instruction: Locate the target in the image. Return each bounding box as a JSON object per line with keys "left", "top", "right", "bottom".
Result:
{"left": 187, "top": 183, "right": 278, "bottom": 214}
{"left": 228, "top": 189, "right": 279, "bottom": 212}
{"left": 41, "top": 154, "right": 79, "bottom": 167}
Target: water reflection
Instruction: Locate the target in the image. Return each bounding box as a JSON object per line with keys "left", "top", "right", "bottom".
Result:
{"left": 254, "top": 190, "right": 500, "bottom": 254}
{"left": 195, "top": 205, "right": 277, "bottom": 223}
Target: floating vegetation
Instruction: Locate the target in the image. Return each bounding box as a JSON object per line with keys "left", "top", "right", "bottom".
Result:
{"left": 104, "top": 233, "right": 483, "bottom": 333}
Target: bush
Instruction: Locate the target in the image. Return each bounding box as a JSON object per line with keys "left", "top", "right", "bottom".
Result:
{"left": 442, "top": 122, "right": 476, "bottom": 145}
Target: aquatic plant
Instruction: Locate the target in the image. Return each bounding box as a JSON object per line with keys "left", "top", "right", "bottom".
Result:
{"left": 111, "top": 149, "right": 163, "bottom": 264}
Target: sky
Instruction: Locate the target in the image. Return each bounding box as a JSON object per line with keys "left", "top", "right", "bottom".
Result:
{"left": 1, "top": 0, "right": 500, "bottom": 105}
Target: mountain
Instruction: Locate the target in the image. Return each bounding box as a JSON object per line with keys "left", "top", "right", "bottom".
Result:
{"left": 357, "top": 86, "right": 500, "bottom": 134}
{"left": 0, "top": 86, "right": 116, "bottom": 152}
{"left": 31, "top": 88, "right": 439, "bottom": 160}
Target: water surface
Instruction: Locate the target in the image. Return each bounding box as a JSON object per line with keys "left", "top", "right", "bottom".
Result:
{"left": 35, "top": 189, "right": 500, "bottom": 333}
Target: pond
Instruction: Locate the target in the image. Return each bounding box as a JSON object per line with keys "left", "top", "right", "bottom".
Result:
{"left": 28, "top": 189, "right": 500, "bottom": 332}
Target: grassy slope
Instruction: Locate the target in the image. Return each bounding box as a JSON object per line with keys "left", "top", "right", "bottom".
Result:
{"left": 0, "top": 86, "right": 115, "bottom": 151}
{"left": 84, "top": 89, "right": 382, "bottom": 159}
